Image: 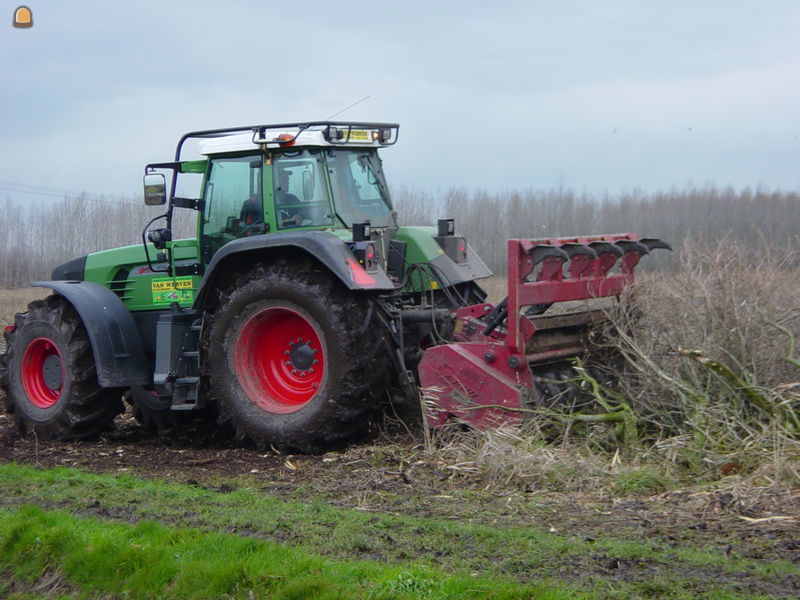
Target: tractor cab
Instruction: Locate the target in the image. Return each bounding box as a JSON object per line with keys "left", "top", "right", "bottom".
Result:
{"left": 143, "top": 122, "right": 399, "bottom": 267}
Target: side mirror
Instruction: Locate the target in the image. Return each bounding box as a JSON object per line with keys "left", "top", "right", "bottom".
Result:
{"left": 144, "top": 173, "right": 167, "bottom": 206}
{"left": 302, "top": 169, "right": 314, "bottom": 200}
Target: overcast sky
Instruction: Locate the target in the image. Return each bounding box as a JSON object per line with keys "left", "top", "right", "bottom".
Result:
{"left": 2, "top": 1, "right": 799, "bottom": 202}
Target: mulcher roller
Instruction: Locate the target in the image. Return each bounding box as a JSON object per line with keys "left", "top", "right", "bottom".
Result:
{"left": 418, "top": 234, "right": 671, "bottom": 429}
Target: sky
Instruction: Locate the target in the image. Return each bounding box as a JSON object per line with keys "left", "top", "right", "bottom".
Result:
{"left": 2, "top": 0, "right": 799, "bottom": 202}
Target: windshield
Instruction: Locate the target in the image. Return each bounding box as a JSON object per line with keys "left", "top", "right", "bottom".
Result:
{"left": 326, "top": 148, "right": 395, "bottom": 228}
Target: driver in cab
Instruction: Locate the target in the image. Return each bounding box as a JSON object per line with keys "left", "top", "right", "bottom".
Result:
{"left": 276, "top": 169, "right": 305, "bottom": 228}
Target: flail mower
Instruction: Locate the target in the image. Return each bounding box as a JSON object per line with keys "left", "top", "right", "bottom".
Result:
{"left": 419, "top": 235, "right": 670, "bottom": 428}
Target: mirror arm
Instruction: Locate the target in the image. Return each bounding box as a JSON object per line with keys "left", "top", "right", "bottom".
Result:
{"left": 167, "top": 169, "right": 178, "bottom": 230}
{"left": 172, "top": 197, "right": 205, "bottom": 211}
{"left": 141, "top": 213, "right": 170, "bottom": 274}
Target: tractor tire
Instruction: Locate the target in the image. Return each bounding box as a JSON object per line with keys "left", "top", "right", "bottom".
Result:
{"left": 205, "top": 259, "right": 391, "bottom": 453}
{"left": 1, "top": 295, "right": 124, "bottom": 440}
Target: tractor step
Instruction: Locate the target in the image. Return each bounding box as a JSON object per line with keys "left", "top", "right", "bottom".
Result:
{"left": 152, "top": 310, "right": 202, "bottom": 410}
{"left": 170, "top": 402, "right": 198, "bottom": 411}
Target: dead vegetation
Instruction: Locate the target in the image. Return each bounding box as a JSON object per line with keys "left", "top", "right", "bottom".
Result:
{"left": 0, "top": 287, "right": 49, "bottom": 353}
{"left": 603, "top": 237, "right": 800, "bottom": 486}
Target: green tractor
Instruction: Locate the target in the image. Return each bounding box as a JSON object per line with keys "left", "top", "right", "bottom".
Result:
{"left": 0, "top": 122, "right": 492, "bottom": 451}
{"left": 0, "top": 121, "right": 669, "bottom": 452}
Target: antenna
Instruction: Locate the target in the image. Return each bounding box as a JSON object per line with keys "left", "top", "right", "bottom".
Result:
{"left": 325, "top": 95, "right": 370, "bottom": 120}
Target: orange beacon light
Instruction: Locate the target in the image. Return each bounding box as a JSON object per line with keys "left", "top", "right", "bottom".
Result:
{"left": 13, "top": 6, "right": 33, "bottom": 28}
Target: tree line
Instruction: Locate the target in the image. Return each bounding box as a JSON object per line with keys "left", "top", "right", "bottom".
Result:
{"left": 395, "top": 184, "right": 800, "bottom": 272}
{"left": 0, "top": 184, "right": 797, "bottom": 286}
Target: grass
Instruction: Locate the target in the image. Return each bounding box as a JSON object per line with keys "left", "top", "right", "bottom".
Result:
{"left": 0, "top": 505, "right": 574, "bottom": 600}
{"left": 0, "top": 463, "right": 796, "bottom": 599}
{"left": 612, "top": 467, "right": 672, "bottom": 496}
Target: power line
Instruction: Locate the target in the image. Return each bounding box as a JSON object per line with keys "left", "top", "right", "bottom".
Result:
{"left": 0, "top": 185, "right": 67, "bottom": 199}
{"left": 0, "top": 179, "right": 136, "bottom": 203}
{"left": 0, "top": 179, "right": 90, "bottom": 194}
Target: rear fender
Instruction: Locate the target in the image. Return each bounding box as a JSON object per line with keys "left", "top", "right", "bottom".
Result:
{"left": 31, "top": 281, "right": 150, "bottom": 388}
{"left": 194, "top": 231, "right": 395, "bottom": 309}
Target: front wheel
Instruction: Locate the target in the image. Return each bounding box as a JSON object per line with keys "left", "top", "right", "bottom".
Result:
{"left": 205, "top": 260, "right": 390, "bottom": 452}
{"left": 1, "top": 296, "right": 124, "bottom": 439}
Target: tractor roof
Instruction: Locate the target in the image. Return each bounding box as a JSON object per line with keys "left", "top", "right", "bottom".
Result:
{"left": 196, "top": 121, "right": 399, "bottom": 156}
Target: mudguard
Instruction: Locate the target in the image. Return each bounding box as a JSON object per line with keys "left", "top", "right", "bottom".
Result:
{"left": 31, "top": 281, "right": 150, "bottom": 388}
{"left": 194, "top": 230, "right": 395, "bottom": 308}
{"left": 427, "top": 244, "right": 493, "bottom": 286}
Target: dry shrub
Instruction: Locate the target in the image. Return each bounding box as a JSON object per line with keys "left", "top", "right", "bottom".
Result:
{"left": 606, "top": 236, "right": 800, "bottom": 484}
{"left": 419, "top": 425, "right": 679, "bottom": 495}
{"left": 422, "top": 426, "right": 609, "bottom": 492}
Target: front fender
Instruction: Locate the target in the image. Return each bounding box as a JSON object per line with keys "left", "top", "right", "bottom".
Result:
{"left": 31, "top": 281, "right": 150, "bottom": 388}
{"left": 194, "top": 231, "right": 395, "bottom": 309}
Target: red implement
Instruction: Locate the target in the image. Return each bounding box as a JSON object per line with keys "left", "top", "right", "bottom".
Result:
{"left": 418, "top": 234, "right": 670, "bottom": 429}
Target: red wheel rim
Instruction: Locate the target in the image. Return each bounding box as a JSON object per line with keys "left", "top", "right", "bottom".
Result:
{"left": 21, "top": 337, "right": 64, "bottom": 409}
{"left": 234, "top": 307, "right": 325, "bottom": 414}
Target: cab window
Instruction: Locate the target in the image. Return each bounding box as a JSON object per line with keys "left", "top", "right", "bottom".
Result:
{"left": 200, "top": 155, "right": 263, "bottom": 262}
{"left": 273, "top": 149, "right": 333, "bottom": 230}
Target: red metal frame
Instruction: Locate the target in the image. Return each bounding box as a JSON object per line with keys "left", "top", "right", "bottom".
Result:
{"left": 506, "top": 234, "right": 642, "bottom": 353}
{"left": 420, "top": 233, "right": 650, "bottom": 429}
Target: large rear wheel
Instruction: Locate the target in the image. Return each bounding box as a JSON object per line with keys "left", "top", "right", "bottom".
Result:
{"left": 1, "top": 296, "right": 124, "bottom": 439}
{"left": 205, "top": 260, "right": 391, "bottom": 452}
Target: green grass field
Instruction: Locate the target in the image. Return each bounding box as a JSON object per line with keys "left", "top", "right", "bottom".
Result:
{"left": 0, "top": 463, "right": 796, "bottom": 599}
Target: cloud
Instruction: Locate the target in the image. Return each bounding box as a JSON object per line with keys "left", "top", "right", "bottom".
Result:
{"left": 2, "top": 0, "right": 799, "bottom": 197}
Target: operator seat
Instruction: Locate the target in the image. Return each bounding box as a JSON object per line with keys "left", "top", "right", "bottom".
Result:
{"left": 239, "top": 196, "right": 264, "bottom": 235}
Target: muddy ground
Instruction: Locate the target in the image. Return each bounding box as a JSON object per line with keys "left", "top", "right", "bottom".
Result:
{"left": 1, "top": 405, "right": 798, "bottom": 597}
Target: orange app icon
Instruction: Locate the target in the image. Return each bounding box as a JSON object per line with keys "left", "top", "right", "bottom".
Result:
{"left": 13, "top": 6, "right": 33, "bottom": 28}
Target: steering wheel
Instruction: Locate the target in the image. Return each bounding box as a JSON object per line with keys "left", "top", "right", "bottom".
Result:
{"left": 238, "top": 219, "right": 266, "bottom": 237}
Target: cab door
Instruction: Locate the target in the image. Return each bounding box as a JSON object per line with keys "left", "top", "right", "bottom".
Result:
{"left": 199, "top": 154, "right": 264, "bottom": 264}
